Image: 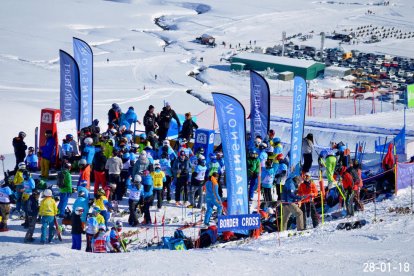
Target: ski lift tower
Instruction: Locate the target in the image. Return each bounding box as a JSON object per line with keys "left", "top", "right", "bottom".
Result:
{"left": 281, "top": 31, "right": 286, "bottom": 57}
{"left": 320, "top": 32, "right": 325, "bottom": 61}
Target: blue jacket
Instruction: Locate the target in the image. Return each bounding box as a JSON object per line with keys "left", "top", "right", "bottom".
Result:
{"left": 41, "top": 137, "right": 55, "bottom": 160}
{"left": 142, "top": 175, "right": 153, "bottom": 198}
{"left": 122, "top": 109, "right": 138, "bottom": 129}
{"left": 128, "top": 185, "right": 143, "bottom": 201}
{"left": 73, "top": 197, "right": 89, "bottom": 222}
{"left": 82, "top": 145, "right": 96, "bottom": 165}
{"left": 261, "top": 168, "right": 275, "bottom": 189}
{"left": 205, "top": 180, "right": 221, "bottom": 204}
{"left": 282, "top": 177, "right": 302, "bottom": 203}
{"left": 23, "top": 178, "right": 36, "bottom": 194}
{"left": 159, "top": 158, "right": 172, "bottom": 176}
{"left": 259, "top": 151, "right": 268, "bottom": 167}
{"left": 25, "top": 154, "right": 38, "bottom": 168}
{"left": 158, "top": 146, "right": 177, "bottom": 161}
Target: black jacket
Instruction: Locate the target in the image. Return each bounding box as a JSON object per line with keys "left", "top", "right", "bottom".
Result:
{"left": 26, "top": 195, "right": 39, "bottom": 217}
{"left": 71, "top": 213, "right": 84, "bottom": 234}
{"left": 93, "top": 151, "right": 107, "bottom": 172}
{"left": 180, "top": 119, "right": 198, "bottom": 140}
{"left": 143, "top": 110, "right": 158, "bottom": 132}
{"left": 13, "top": 137, "right": 27, "bottom": 158}
{"left": 158, "top": 107, "right": 180, "bottom": 130}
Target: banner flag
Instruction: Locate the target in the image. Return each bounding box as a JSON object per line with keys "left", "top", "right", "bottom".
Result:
{"left": 60, "top": 50, "right": 80, "bottom": 130}
{"left": 289, "top": 76, "right": 307, "bottom": 175}
{"left": 250, "top": 70, "right": 270, "bottom": 147}
{"left": 212, "top": 93, "right": 248, "bottom": 216}
{"left": 396, "top": 163, "right": 414, "bottom": 191}
{"left": 73, "top": 37, "right": 93, "bottom": 129}
{"left": 375, "top": 127, "right": 405, "bottom": 154}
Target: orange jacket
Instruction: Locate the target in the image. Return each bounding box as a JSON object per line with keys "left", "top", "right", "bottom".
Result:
{"left": 298, "top": 181, "right": 318, "bottom": 203}
{"left": 80, "top": 165, "right": 91, "bottom": 189}
{"left": 341, "top": 172, "right": 355, "bottom": 190}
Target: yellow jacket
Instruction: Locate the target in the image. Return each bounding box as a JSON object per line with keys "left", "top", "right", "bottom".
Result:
{"left": 39, "top": 197, "right": 58, "bottom": 217}
{"left": 96, "top": 213, "right": 105, "bottom": 225}
{"left": 13, "top": 170, "right": 24, "bottom": 186}
{"left": 95, "top": 196, "right": 108, "bottom": 211}
{"left": 151, "top": 171, "right": 165, "bottom": 189}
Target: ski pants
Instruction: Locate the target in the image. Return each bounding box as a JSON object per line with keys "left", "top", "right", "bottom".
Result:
{"left": 24, "top": 216, "right": 37, "bottom": 241}
{"left": 153, "top": 189, "right": 163, "bottom": 209}
{"left": 302, "top": 153, "right": 313, "bottom": 173}
{"left": 15, "top": 191, "right": 23, "bottom": 212}
{"left": 282, "top": 203, "right": 304, "bottom": 231}
{"left": 175, "top": 177, "right": 188, "bottom": 202}
{"left": 115, "top": 170, "right": 129, "bottom": 201}
{"left": 100, "top": 210, "right": 110, "bottom": 230}
{"left": 354, "top": 189, "right": 364, "bottom": 211}
{"left": 0, "top": 203, "right": 10, "bottom": 229}
{"left": 93, "top": 171, "right": 107, "bottom": 195}
{"left": 163, "top": 176, "right": 172, "bottom": 201}
{"left": 204, "top": 200, "right": 222, "bottom": 225}
{"left": 158, "top": 127, "right": 169, "bottom": 144}
{"left": 345, "top": 190, "right": 355, "bottom": 216}
{"left": 143, "top": 196, "right": 154, "bottom": 224}
{"left": 40, "top": 158, "right": 50, "bottom": 178}
{"left": 300, "top": 202, "right": 319, "bottom": 229}
{"left": 248, "top": 175, "right": 258, "bottom": 200}
{"left": 189, "top": 185, "right": 204, "bottom": 208}
{"left": 72, "top": 234, "right": 82, "bottom": 250}
{"left": 263, "top": 187, "right": 273, "bottom": 203}
{"left": 40, "top": 216, "right": 55, "bottom": 243}
{"left": 108, "top": 174, "right": 120, "bottom": 201}
{"left": 58, "top": 192, "right": 70, "bottom": 216}
{"left": 325, "top": 156, "right": 337, "bottom": 184}
{"left": 128, "top": 198, "right": 143, "bottom": 226}
{"left": 86, "top": 233, "right": 94, "bottom": 252}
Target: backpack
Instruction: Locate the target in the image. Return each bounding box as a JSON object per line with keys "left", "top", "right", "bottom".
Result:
{"left": 57, "top": 171, "right": 65, "bottom": 188}
{"left": 327, "top": 187, "right": 340, "bottom": 208}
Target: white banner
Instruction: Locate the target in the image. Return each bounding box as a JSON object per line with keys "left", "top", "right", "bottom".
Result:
{"left": 397, "top": 163, "right": 414, "bottom": 192}
{"left": 56, "top": 119, "right": 79, "bottom": 155}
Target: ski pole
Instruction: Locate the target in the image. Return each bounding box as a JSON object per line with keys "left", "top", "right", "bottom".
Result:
{"left": 274, "top": 203, "right": 281, "bottom": 246}
{"left": 280, "top": 183, "right": 283, "bottom": 231}
{"left": 411, "top": 176, "right": 413, "bottom": 215}
{"left": 373, "top": 186, "right": 377, "bottom": 222}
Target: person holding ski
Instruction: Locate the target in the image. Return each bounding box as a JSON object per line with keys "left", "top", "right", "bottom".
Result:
{"left": 302, "top": 133, "right": 314, "bottom": 174}
{"left": 128, "top": 175, "right": 144, "bottom": 226}
{"left": 204, "top": 173, "right": 223, "bottom": 226}
{"left": 319, "top": 149, "right": 337, "bottom": 189}
{"left": 25, "top": 147, "right": 38, "bottom": 172}
{"left": 39, "top": 130, "right": 55, "bottom": 179}
{"left": 297, "top": 172, "right": 319, "bottom": 229}
{"left": 0, "top": 180, "right": 13, "bottom": 232}
{"left": 281, "top": 176, "right": 304, "bottom": 232}
{"left": 24, "top": 189, "right": 40, "bottom": 242}
{"left": 39, "top": 189, "right": 58, "bottom": 244}
{"left": 57, "top": 162, "right": 72, "bottom": 218}
{"left": 338, "top": 166, "right": 355, "bottom": 217}
{"left": 13, "top": 131, "right": 27, "bottom": 172}
{"left": 71, "top": 206, "right": 85, "bottom": 250}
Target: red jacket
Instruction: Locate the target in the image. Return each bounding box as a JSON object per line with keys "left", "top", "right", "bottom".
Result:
{"left": 298, "top": 181, "right": 318, "bottom": 203}
{"left": 342, "top": 172, "right": 354, "bottom": 190}
{"left": 382, "top": 143, "right": 395, "bottom": 171}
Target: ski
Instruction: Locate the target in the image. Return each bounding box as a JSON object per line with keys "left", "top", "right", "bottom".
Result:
{"left": 336, "top": 219, "right": 367, "bottom": 231}
{"left": 177, "top": 219, "right": 203, "bottom": 230}
{"left": 54, "top": 217, "right": 62, "bottom": 241}
{"left": 121, "top": 227, "right": 150, "bottom": 239}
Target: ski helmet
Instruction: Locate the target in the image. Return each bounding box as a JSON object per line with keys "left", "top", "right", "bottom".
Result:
{"left": 18, "top": 162, "right": 26, "bottom": 170}
{"left": 273, "top": 137, "right": 281, "bottom": 144}
{"left": 75, "top": 207, "right": 84, "bottom": 215}
{"left": 66, "top": 134, "right": 73, "bottom": 140}
{"left": 43, "top": 189, "right": 53, "bottom": 197}
{"left": 209, "top": 153, "right": 217, "bottom": 160}
{"left": 28, "top": 146, "right": 35, "bottom": 152}
{"left": 79, "top": 180, "right": 88, "bottom": 187}
{"left": 259, "top": 142, "right": 268, "bottom": 150}
{"left": 134, "top": 174, "right": 142, "bottom": 183}
{"left": 18, "top": 131, "right": 26, "bottom": 138}
{"left": 163, "top": 140, "right": 170, "bottom": 146}
{"left": 78, "top": 190, "right": 86, "bottom": 198}
{"left": 115, "top": 220, "right": 123, "bottom": 229}
{"left": 84, "top": 137, "right": 93, "bottom": 145}
{"left": 97, "top": 188, "right": 106, "bottom": 196}
{"left": 140, "top": 133, "right": 147, "bottom": 140}
{"left": 79, "top": 159, "right": 87, "bottom": 166}
{"left": 276, "top": 154, "right": 284, "bottom": 161}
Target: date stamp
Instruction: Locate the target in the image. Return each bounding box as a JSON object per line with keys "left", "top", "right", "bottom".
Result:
{"left": 363, "top": 262, "right": 410, "bottom": 273}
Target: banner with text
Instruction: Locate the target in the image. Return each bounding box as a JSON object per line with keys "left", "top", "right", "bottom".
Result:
{"left": 217, "top": 214, "right": 261, "bottom": 232}
{"left": 60, "top": 50, "right": 80, "bottom": 130}
{"left": 396, "top": 163, "right": 414, "bottom": 191}
{"left": 250, "top": 70, "right": 270, "bottom": 147}
{"left": 73, "top": 37, "right": 93, "bottom": 129}
{"left": 289, "top": 76, "right": 307, "bottom": 175}
{"left": 212, "top": 93, "right": 248, "bottom": 216}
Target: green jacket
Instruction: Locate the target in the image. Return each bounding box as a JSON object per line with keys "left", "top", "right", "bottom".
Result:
{"left": 59, "top": 169, "right": 72, "bottom": 193}
{"left": 247, "top": 158, "right": 260, "bottom": 178}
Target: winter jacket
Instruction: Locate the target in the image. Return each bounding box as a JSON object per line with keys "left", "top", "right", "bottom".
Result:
{"left": 60, "top": 169, "right": 72, "bottom": 193}
{"left": 193, "top": 164, "right": 207, "bottom": 182}
{"left": 151, "top": 170, "right": 166, "bottom": 190}
{"left": 86, "top": 216, "right": 98, "bottom": 234}
{"left": 143, "top": 110, "right": 158, "bottom": 133}
{"left": 40, "top": 137, "right": 55, "bottom": 160}
{"left": 71, "top": 213, "right": 84, "bottom": 235}
{"left": 298, "top": 181, "right": 318, "bottom": 203}
{"left": 95, "top": 195, "right": 111, "bottom": 212}
{"left": 82, "top": 145, "right": 96, "bottom": 165}
{"left": 69, "top": 140, "right": 80, "bottom": 156}
{"left": 93, "top": 232, "right": 112, "bottom": 253}
{"left": 180, "top": 118, "right": 198, "bottom": 140}
{"left": 158, "top": 146, "right": 177, "bottom": 161}
{"left": 93, "top": 151, "right": 107, "bottom": 172}
{"left": 0, "top": 186, "right": 12, "bottom": 203}
{"left": 207, "top": 160, "right": 221, "bottom": 177}
{"left": 106, "top": 156, "right": 123, "bottom": 175}
{"left": 128, "top": 185, "right": 143, "bottom": 201}
{"left": 132, "top": 156, "right": 152, "bottom": 177}
{"left": 39, "top": 197, "right": 58, "bottom": 217}
{"left": 79, "top": 165, "right": 91, "bottom": 187}
{"left": 302, "top": 138, "right": 314, "bottom": 155}
{"left": 13, "top": 136, "right": 27, "bottom": 159}
{"left": 121, "top": 109, "right": 138, "bottom": 129}
{"left": 382, "top": 143, "right": 395, "bottom": 170}
{"left": 61, "top": 143, "right": 74, "bottom": 158}
{"left": 142, "top": 175, "right": 154, "bottom": 198}
{"left": 13, "top": 170, "right": 24, "bottom": 186}
{"left": 22, "top": 177, "right": 36, "bottom": 195}
{"left": 261, "top": 167, "right": 275, "bottom": 189}
{"left": 206, "top": 177, "right": 221, "bottom": 204}
{"left": 73, "top": 197, "right": 89, "bottom": 222}
{"left": 103, "top": 141, "right": 114, "bottom": 159}
{"left": 273, "top": 143, "right": 283, "bottom": 155}
{"left": 282, "top": 177, "right": 302, "bottom": 203}
{"left": 25, "top": 154, "right": 38, "bottom": 169}
{"left": 108, "top": 108, "right": 120, "bottom": 124}
{"left": 259, "top": 151, "right": 268, "bottom": 167}
{"left": 26, "top": 194, "right": 39, "bottom": 217}
{"left": 159, "top": 158, "right": 172, "bottom": 176}
{"left": 172, "top": 158, "right": 190, "bottom": 179}
{"left": 247, "top": 158, "right": 260, "bottom": 178}
{"left": 341, "top": 172, "right": 355, "bottom": 191}
{"left": 158, "top": 107, "right": 181, "bottom": 130}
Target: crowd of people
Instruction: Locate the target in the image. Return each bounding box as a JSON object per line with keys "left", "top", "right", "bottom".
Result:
{"left": 0, "top": 101, "right": 375, "bottom": 251}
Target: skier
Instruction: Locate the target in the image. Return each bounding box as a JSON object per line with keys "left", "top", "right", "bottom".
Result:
{"left": 338, "top": 167, "right": 355, "bottom": 217}
{"left": 189, "top": 155, "right": 207, "bottom": 208}
{"left": 128, "top": 174, "right": 144, "bottom": 226}
{"left": 261, "top": 160, "right": 276, "bottom": 204}
{"left": 93, "top": 147, "right": 107, "bottom": 196}
{"left": 179, "top": 112, "right": 198, "bottom": 141}
{"left": 12, "top": 131, "right": 27, "bottom": 172}
{"left": 207, "top": 153, "right": 221, "bottom": 178}
{"left": 57, "top": 162, "right": 72, "bottom": 218}
{"left": 13, "top": 162, "right": 27, "bottom": 216}
{"left": 95, "top": 188, "right": 113, "bottom": 230}
{"left": 151, "top": 161, "right": 166, "bottom": 209}
{"left": 71, "top": 206, "right": 85, "bottom": 250}
{"left": 73, "top": 189, "right": 89, "bottom": 225}
{"left": 158, "top": 140, "right": 177, "bottom": 162}
{"left": 109, "top": 220, "right": 124, "bottom": 252}
{"left": 172, "top": 150, "right": 190, "bottom": 206}
{"left": 350, "top": 159, "right": 364, "bottom": 211}
{"left": 39, "top": 189, "right": 58, "bottom": 244}
{"left": 79, "top": 159, "right": 91, "bottom": 190}
{"left": 65, "top": 134, "right": 80, "bottom": 159}
{"left": 25, "top": 147, "right": 38, "bottom": 172}
{"left": 247, "top": 150, "right": 260, "bottom": 201}
{"left": 178, "top": 138, "right": 193, "bottom": 158}
{"left": 117, "top": 152, "right": 132, "bottom": 201}
{"left": 39, "top": 130, "right": 55, "bottom": 179}
{"left": 264, "top": 129, "right": 275, "bottom": 147}
{"left": 302, "top": 133, "right": 314, "bottom": 174}
{"left": 281, "top": 176, "right": 304, "bottom": 231}
{"left": 24, "top": 189, "right": 40, "bottom": 242}
{"left": 108, "top": 103, "right": 121, "bottom": 125}
{"left": 297, "top": 172, "right": 319, "bottom": 228}
{"left": 93, "top": 224, "right": 114, "bottom": 253}
{"left": 258, "top": 142, "right": 268, "bottom": 168}
{"left": 60, "top": 139, "right": 73, "bottom": 164}
{"left": 143, "top": 105, "right": 159, "bottom": 135}
{"left": 0, "top": 180, "right": 13, "bottom": 232}
{"left": 157, "top": 102, "right": 181, "bottom": 142}
{"left": 215, "top": 151, "right": 225, "bottom": 197}
{"left": 159, "top": 152, "right": 173, "bottom": 202}
{"left": 85, "top": 208, "right": 99, "bottom": 252}
{"left": 132, "top": 150, "right": 153, "bottom": 180}
{"left": 142, "top": 170, "right": 154, "bottom": 224}
{"left": 319, "top": 149, "right": 337, "bottom": 189}
{"left": 272, "top": 137, "right": 283, "bottom": 156}
{"left": 81, "top": 137, "right": 96, "bottom": 166}
{"left": 105, "top": 151, "right": 123, "bottom": 200}
{"left": 204, "top": 173, "right": 223, "bottom": 226}
{"left": 21, "top": 170, "right": 36, "bottom": 227}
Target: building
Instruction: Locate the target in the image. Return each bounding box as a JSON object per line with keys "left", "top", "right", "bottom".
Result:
{"left": 230, "top": 52, "right": 326, "bottom": 80}
{"left": 324, "top": 66, "right": 352, "bottom": 78}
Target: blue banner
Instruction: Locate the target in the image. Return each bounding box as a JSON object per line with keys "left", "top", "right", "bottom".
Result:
{"left": 217, "top": 214, "right": 261, "bottom": 232}
{"left": 73, "top": 37, "right": 93, "bottom": 129}
{"left": 375, "top": 127, "right": 405, "bottom": 154}
{"left": 60, "top": 50, "right": 80, "bottom": 129}
{"left": 212, "top": 93, "right": 248, "bottom": 215}
{"left": 289, "top": 77, "right": 307, "bottom": 175}
{"left": 250, "top": 70, "right": 270, "bottom": 147}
